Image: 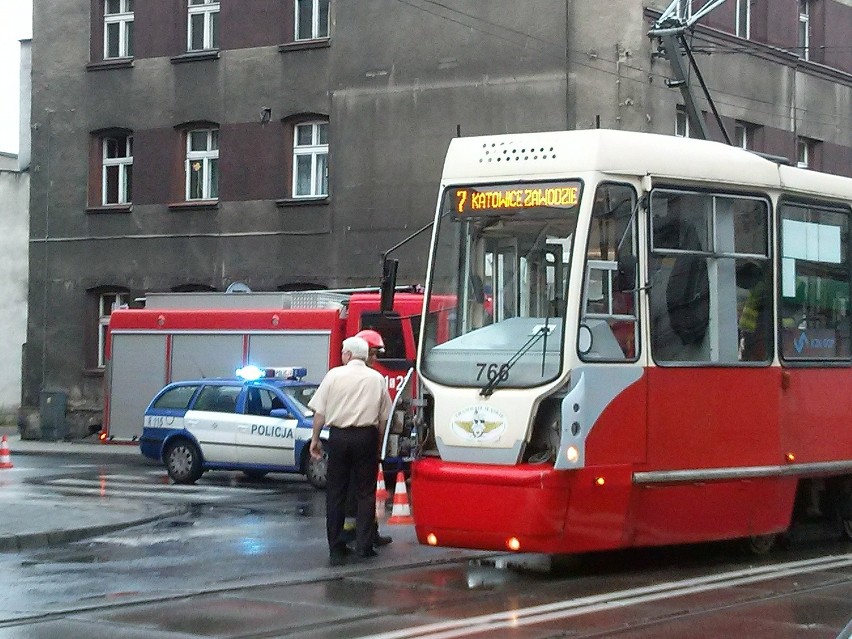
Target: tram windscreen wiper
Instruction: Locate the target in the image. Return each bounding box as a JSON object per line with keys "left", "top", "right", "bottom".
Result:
{"left": 480, "top": 325, "right": 551, "bottom": 397}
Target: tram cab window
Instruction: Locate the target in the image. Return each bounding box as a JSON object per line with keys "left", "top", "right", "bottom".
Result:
{"left": 580, "top": 183, "right": 639, "bottom": 361}
{"left": 779, "top": 202, "right": 851, "bottom": 361}
{"left": 649, "top": 190, "right": 771, "bottom": 364}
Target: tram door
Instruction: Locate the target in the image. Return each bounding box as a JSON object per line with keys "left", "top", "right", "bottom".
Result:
{"left": 642, "top": 189, "right": 783, "bottom": 542}
{"left": 575, "top": 183, "right": 646, "bottom": 547}
{"left": 777, "top": 201, "right": 852, "bottom": 463}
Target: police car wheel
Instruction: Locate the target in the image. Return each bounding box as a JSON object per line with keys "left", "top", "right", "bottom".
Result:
{"left": 304, "top": 449, "right": 328, "bottom": 489}
{"left": 165, "top": 439, "right": 203, "bottom": 484}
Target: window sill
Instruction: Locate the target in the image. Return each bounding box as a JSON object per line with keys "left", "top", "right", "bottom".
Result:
{"left": 171, "top": 50, "right": 220, "bottom": 64}
{"left": 86, "top": 204, "right": 132, "bottom": 214}
{"left": 168, "top": 200, "right": 219, "bottom": 212}
{"left": 86, "top": 58, "right": 134, "bottom": 72}
{"left": 276, "top": 197, "right": 330, "bottom": 208}
{"left": 278, "top": 39, "right": 331, "bottom": 53}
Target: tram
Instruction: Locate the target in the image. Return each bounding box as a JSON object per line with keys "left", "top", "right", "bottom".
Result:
{"left": 410, "top": 128, "right": 852, "bottom": 554}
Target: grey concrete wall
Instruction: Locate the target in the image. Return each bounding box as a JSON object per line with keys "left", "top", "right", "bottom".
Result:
{"left": 18, "top": 39, "right": 31, "bottom": 171}
{"left": 0, "top": 166, "right": 29, "bottom": 421}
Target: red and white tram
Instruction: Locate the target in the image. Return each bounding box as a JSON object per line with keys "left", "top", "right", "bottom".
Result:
{"left": 411, "top": 129, "right": 852, "bottom": 554}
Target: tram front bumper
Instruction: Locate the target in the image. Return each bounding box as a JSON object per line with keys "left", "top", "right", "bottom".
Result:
{"left": 411, "top": 457, "right": 574, "bottom": 553}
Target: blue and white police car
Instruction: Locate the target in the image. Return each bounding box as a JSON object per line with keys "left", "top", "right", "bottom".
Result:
{"left": 140, "top": 366, "right": 328, "bottom": 488}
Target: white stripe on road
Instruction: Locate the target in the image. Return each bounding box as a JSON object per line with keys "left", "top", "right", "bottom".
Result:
{"left": 45, "top": 478, "right": 278, "bottom": 501}
{"left": 89, "top": 525, "right": 262, "bottom": 546}
{"left": 358, "top": 554, "right": 852, "bottom": 639}
{"left": 49, "top": 477, "right": 277, "bottom": 494}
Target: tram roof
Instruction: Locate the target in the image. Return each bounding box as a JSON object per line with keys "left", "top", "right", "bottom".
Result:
{"left": 442, "top": 129, "right": 852, "bottom": 202}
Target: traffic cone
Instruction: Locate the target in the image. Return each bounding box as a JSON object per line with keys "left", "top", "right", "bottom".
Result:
{"left": 375, "top": 465, "right": 389, "bottom": 501}
{"left": 375, "top": 465, "right": 389, "bottom": 520}
{"left": 386, "top": 471, "right": 414, "bottom": 525}
{"left": 0, "top": 435, "right": 13, "bottom": 469}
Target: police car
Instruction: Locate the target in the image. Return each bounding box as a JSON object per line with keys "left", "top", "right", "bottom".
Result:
{"left": 139, "top": 366, "right": 328, "bottom": 488}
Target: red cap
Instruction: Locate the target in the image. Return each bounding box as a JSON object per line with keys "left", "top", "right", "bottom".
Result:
{"left": 354, "top": 329, "right": 385, "bottom": 351}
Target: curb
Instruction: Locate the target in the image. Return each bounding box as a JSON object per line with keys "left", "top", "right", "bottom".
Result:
{"left": 0, "top": 509, "right": 185, "bottom": 553}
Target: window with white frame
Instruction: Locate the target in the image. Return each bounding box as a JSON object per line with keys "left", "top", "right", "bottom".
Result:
{"left": 798, "top": 0, "right": 810, "bottom": 60}
{"left": 98, "top": 291, "right": 128, "bottom": 367}
{"left": 736, "top": 0, "right": 750, "bottom": 38}
{"left": 102, "top": 134, "right": 133, "bottom": 205}
{"left": 104, "top": 0, "right": 134, "bottom": 58}
{"left": 797, "top": 137, "right": 817, "bottom": 169}
{"left": 735, "top": 122, "right": 758, "bottom": 150}
{"left": 188, "top": 0, "right": 219, "bottom": 51}
{"left": 293, "top": 121, "right": 328, "bottom": 198}
{"left": 296, "top": 0, "right": 330, "bottom": 40}
{"left": 675, "top": 105, "right": 690, "bottom": 138}
{"left": 186, "top": 129, "right": 219, "bottom": 200}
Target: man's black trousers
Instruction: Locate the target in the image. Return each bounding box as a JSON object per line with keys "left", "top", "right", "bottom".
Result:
{"left": 325, "top": 426, "right": 378, "bottom": 555}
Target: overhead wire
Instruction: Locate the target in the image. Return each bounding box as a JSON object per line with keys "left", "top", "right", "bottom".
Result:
{"left": 389, "top": 0, "right": 852, "bottom": 130}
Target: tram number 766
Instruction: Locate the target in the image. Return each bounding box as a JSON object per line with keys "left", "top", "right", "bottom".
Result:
{"left": 476, "top": 363, "right": 510, "bottom": 383}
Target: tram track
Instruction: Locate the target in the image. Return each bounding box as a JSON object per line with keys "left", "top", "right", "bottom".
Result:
{"left": 339, "top": 553, "right": 852, "bottom": 639}
{"left": 2, "top": 547, "right": 849, "bottom": 638}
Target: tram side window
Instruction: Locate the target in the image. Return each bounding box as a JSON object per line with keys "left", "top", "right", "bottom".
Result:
{"left": 779, "top": 202, "right": 851, "bottom": 361}
{"left": 649, "top": 190, "right": 771, "bottom": 364}
{"left": 580, "top": 183, "right": 639, "bottom": 361}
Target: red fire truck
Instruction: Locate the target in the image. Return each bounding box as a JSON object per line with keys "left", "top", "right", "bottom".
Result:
{"left": 101, "top": 289, "right": 434, "bottom": 460}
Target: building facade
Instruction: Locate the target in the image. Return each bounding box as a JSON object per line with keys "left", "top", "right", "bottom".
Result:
{"left": 25, "top": 0, "right": 852, "bottom": 437}
{"left": 0, "top": 152, "right": 29, "bottom": 425}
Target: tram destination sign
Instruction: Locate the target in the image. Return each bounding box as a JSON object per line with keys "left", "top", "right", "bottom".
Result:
{"left": 452, "top": 181, "right": 582, "bottom": 216}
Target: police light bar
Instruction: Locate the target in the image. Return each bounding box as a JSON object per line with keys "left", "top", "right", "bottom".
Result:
{"left": 235, "top": 365, "right": 264, "bottom": 381}
{"left": 236, "top": 365, "right": 307, "bottom": 381}
{"left": 267, "top": 367, "right": 307, "bottom": 380}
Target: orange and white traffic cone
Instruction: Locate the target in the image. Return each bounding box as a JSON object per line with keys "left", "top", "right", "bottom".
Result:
{"left": 375, "top": 465, "right": 389, "bottom": 501}
{"left": 0, "top": 435, "right": 13, "bottom": 469}
{"left": 375, "top": 465, "right": 389, "bottom": 520}
{"left": 386, "top": 471, "right": 414, "bottom": 525}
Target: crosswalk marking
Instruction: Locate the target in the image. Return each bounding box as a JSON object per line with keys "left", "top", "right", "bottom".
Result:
{"left": 43, "top": 475, "right": 279, "bottom": 502}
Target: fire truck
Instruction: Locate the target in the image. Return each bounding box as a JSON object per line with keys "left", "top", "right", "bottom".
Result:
{"left": 101, "top": 289, "right": 437, "bottom": 469}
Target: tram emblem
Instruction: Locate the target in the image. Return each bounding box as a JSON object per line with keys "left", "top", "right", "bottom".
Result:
{"left": 451, "top": 405, "right": 507, "bottom": 442}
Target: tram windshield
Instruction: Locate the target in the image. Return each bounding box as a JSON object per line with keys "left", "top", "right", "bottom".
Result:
{"left": 421, "top": 180, "right": 582, "bottom": 389}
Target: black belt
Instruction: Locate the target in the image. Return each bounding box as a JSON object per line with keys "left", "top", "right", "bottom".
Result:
{"left": 328, "top": 424, "right": 376, "bottom": 429}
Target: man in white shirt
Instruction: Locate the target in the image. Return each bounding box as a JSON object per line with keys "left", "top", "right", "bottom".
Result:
{"left": 309, "top": 336, "right": 392, "bottom": 565}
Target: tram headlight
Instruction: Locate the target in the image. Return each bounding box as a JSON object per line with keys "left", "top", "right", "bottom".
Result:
{"left": 426, "top": 533, "right": 438, "bottom": 546}
{"left": 566, "top": 446, "right": 579, "bottom": 463}
{"left": 506, "top": 537, "right": 521, "bottom": 551}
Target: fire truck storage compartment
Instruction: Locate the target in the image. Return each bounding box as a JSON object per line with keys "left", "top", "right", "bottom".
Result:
{"left": 108, "top": 333, "right": 168, "bottom": 441}
{"left": 246, "top": 333, "right": 331, "bottom": 384}
{"left": 107, "top": 330, "right": 332, "bottom": 441}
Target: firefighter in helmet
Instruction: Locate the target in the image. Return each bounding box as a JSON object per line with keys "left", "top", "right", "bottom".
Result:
{"left": 341, "top": 329, "right": 393, "bottom": 547}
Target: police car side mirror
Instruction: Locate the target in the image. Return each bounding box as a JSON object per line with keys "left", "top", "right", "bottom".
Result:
{"left": 270, "top": 408, "right": 294, "bottom": 420}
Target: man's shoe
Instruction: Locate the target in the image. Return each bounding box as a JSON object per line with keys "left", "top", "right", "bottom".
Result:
{"left": 329, "top": 543, "right": 351, "bottom": 566}
{"left": 374, "top": 534, "right": 393, "bottom": 547}
{"left": 358, "top": 548, "right": 378, "bottom": 559}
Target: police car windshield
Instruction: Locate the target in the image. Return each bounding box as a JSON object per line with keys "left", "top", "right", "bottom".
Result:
{"left": 282, "top": 385, "right": 316, "bottom": 417}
